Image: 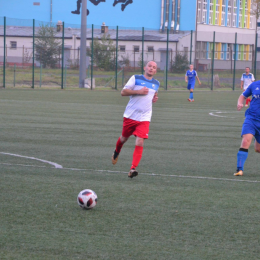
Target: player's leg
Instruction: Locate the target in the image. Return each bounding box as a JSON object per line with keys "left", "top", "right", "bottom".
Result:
{"left": 188, "top": 86, "right": 194, "bottom": 102}
{"left": 234, "top": 118, "right": 256, "bottom": 176}
{"left": 71, "top": 0, "right": 81, "bottom": 14}
{"left": 112, "top": 118, "right": 135, "bottom": 165}
{"left": 128, "top": 121, "right": 149, "bottom": 178}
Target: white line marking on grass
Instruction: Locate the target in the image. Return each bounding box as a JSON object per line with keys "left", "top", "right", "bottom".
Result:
{"left": 1, "top": 162, "right": 259, "bottom": 184}
{"left": 209, "top": 111, "right": 240, "bottom": 119}
{"left": 0, "top": 152, "right": 63, "bottom": 169}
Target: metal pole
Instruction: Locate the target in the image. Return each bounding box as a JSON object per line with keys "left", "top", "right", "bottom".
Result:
{"left": 61, "top": 21, "right": 65, "bottom": 89}
{"left": 190, "top": 30, "right": 193, "bottom": 65}
{"left": 165, "top": 28, "right": 169, "bottom": 90}
{"left": 79, "top": 0, "right": 87, "bottom": 88}
{"left": 91, "top": 24, "right": 94, "bottom": 90}
{"left": 13, "top": 64, "right": 16, "bottom": 87}
{"left": 142, "top": 27, "right": 144, "bottom": 74}
{"left": 40, "top": 64, "right": 42, "bottom": 87}
{"left": 32, "top": 19, "right": 35, "bottom": 89}
{"left": 115, "top": 26, "right": 118, "bottom": 90}
{"left": 233, "top": 32, "right": 237, "bottom": 91}
{"left": 3, "top": 17, "right": 6, "bottom": 88}
{"left": 64, "top": 67, "right": 67, "bottom": 88}
{"left": 211, "top": 31, "right": 215, "bottom": 91}
{"left": 254, "top": 33, "right": 258, "bottom": 79}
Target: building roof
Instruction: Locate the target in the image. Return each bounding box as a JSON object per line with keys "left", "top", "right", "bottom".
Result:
{"left": 0, "top": 25, "right": 191, "bottom": 42}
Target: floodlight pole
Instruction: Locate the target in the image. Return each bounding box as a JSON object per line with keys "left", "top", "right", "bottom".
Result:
{"left": 79, "top": 0, "right": 87, "bottom": 88}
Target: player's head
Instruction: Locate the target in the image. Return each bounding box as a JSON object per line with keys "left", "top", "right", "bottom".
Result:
{"left": 245, "top": 67, "right": 250, "bottom": 74}
{"left": 189, "top": 64, "right": 194, "bottom": 70}
{"left": 144, "top": 61, "right": 157, "bottom": 78}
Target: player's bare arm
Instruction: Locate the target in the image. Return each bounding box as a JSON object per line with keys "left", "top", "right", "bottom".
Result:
{"left": 237, "top": 95, "right": 246, "bottom": 111}
{"left": 241, "top": 80, "right": 244, "bottom": 89}
{"left": 152, "top": 92, "right": 158, "bottom": 103}
{"left": 121, "top": 87, "right": 149, "bottom": 96}
{"left": 185, "top": 76, "right": 188, "bottom": 83}
{"left": 196, "top": 76, "right": 201, "bottom": 85}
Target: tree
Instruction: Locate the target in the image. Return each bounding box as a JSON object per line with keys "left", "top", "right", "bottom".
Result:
{"left": 88, "top": 34, "right": 116, "bottom": 71}
{"left": 35, "top": 24, "right": 62, "bottom": 68}
{"left": 251, "top": 0, "right": 260, "bottom": 22}
{"left": 171, "top": 52, "right": 189, "bottom": 72}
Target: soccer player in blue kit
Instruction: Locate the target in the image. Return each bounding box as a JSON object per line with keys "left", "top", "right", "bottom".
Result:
{"left": 185, "top": 64, "right": 201, "bottom": 102}
{"left": 234, "top": 80, "right": 260, "bottom": 176}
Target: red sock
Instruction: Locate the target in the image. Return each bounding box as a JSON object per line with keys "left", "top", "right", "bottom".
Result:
{"left": 131, "top": 146, "right": 143, "bottom": 169}
{"left": 115, "top": 137, "right": 124, "bottom": 153}
{"left": 246, "top": 98, "right": 251, "bottom": 105}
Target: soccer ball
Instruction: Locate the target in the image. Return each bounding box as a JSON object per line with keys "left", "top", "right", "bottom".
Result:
{"left": 77, "top": 189, "right": 98, "bottom": 210}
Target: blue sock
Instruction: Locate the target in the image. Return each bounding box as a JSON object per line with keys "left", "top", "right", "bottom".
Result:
{"left": 189, "top": 92, "right": 194, "bottom": 99}
{"left": 237, "top": 148, "right": 248, "bottom": 171}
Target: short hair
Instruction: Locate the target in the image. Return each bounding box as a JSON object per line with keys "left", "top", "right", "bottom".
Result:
{"left": 245, "top": 67, "right": 250, "bottom": 70}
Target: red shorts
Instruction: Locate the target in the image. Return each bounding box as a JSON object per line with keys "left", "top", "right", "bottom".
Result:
{"left": 122, "top": 118, "right": 150, "bottom": 139}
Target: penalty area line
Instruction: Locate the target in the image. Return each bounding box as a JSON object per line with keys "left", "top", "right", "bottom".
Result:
{"left": 0, "top": 162, "right": 259, "bottom": 184}
{"left": 0, "top": 152, "right": 63, "bottom": 169}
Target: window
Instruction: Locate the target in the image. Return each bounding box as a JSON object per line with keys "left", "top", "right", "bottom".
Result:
{"left": 227, "top": 43, "right": 234, "bottom": 60}
{"left": 10, "top": 41, "right": 17, "bottom": 49}
{"left": 244, "top": 0, "right": 248, "bottom": 28}
{"left": 239, "top": 0, "right": 242, "bottom": 28}
{"left": 221, "top": 0, "right": 226, "bottom": 26}
{"left": 148, "top": 46, "right": 154, "bottom": 52}
{"left": 215, "top": 0, "right": 220, "bottom": 25}
{"left": 209, "top": 0, "right": 214, "bottom": 25}
{"left": 119, "top": 45, "right": 125, "bottom": 52}
{"left": 249, "top": 45, "right": 252, "bottom": 61}
{"left": 202, "top": 0, "right": 208, "bottom": 23}
{"left": 221, "top": 43, "right": 224, "bottom": 60}
{"left": 133, "top": 46, "right": 139, "bottom": 52}
{"left": 184, "top": 47, "right": 188, "bottom": 57}
{"left": 233, "top": 0, "right": 237, "bottom": 27}
{"left": 227, "top": 0, "right": 232, "bottom": 27}
{"left": 197, "top": 0, "right": 202, "bottom": 23}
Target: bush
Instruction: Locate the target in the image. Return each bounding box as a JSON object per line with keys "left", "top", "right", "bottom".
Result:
{"left": 171, "top": 52, "right": 189, "bottom": 73}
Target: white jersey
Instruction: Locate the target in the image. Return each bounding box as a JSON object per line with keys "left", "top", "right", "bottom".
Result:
{"left": 241, "top": 73, "right": 255, "bottom": 90}
{"left": 123, "top": 75, "right": 160, "bottom": 122}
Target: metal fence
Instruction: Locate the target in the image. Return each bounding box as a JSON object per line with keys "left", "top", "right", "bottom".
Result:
{"left": 0, "top": 16, "right": 258, "bottom": 90}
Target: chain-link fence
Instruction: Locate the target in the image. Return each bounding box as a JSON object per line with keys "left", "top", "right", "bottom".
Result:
{"left": 0, "top": 16, "right": 258, "bottom": 90}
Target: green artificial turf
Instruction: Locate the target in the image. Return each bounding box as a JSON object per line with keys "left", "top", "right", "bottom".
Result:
{"left": 0, "top": 89, "right": 260, "bottom": 260}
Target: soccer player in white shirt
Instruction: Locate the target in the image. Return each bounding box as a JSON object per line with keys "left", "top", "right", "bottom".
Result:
{"left": 241, "top": 67, "right": 255, "bottom": 107}
{"left": 111, "top": 61, "right": 159, "bottom": 178}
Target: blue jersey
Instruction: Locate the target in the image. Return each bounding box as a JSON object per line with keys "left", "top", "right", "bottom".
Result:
{"left": 243, "top": 80, "right": 260, "bottom": 120}
{"left": 186, "top": 70, "right": 197, "bottom": 84}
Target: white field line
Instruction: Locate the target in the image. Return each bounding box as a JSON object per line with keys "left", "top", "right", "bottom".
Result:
{"left": 0, "top": 152, "right": 63, "bottom": 169}
{"left": 0, "top": 162, "right": 259, "bottom": 184}
{"left": 209, "top": 110, "right": 240, "bottom": 119}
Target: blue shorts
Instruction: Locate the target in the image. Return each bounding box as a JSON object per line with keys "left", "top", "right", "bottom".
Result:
{"left": 241, "top": 117, "right": 260, "bottom": 143}
{"left": 187, "top": 83, "right": 195, "bottom": 90}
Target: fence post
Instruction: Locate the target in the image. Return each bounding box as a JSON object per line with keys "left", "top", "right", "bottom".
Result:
{"left": 64, "top": 67, "right": 67, "bottom": 88}
{"left": 165, "top": 28, "right": 169, "bottom": 90}
{"left": 3, "top": 17, "right": 6, "bottom": 88}
{"left": 190, "top": 30, "right": 193, "bottom": 65}
{"left": 211, "top": 31, "right": 215, "bottom": 91}
{"left": 233, "top": 32, "right": 237, "bottom": 91}
{"left": 115, "top": 26, "right": 118, "bottom": 90}
{"left": 40, "top": 64, "right": 42, "bottom": 87}
{"left": 61, "top": 21, "right": 65, "bottom": 89}
{"left": 254, "top": 33, "right": 258, "bottom": 80}
{"left": 13, "top": 64, "right": 16, "bottom": 87}
{"left": 91, "top": 24, "right": 94, "bottom": 90}
{"left": 32, "top": 19, "right": 35, "bottom": 89}
{"left": 142, "top": 27, "right": 144, "bottom": 74}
